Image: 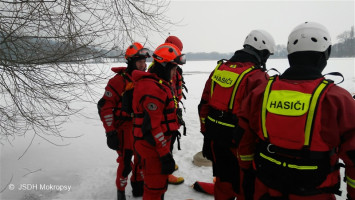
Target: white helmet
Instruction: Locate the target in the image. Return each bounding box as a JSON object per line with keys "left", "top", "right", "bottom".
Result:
{"left": 287, "top": 22, "right": 332, "bottom": 55}
{"left": 243, "top": 30, "right": 275, "bottom": 54}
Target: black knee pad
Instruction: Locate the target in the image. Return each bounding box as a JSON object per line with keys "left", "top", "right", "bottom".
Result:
{"left": 131, "top": 181, "right": 144, "bottom": 197}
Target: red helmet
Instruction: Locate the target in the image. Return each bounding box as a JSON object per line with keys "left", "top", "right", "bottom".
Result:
{"left": 125, "top": 42, "right": 150, "bottom": 61}
{"left": 165, "top": 36, "right": 183, "bottom": 51}
{"left": 153, "top": 43, "right": 186, "bottom": 67}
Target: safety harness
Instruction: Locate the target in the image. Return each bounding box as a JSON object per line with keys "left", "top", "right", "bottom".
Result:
{"left": 133, "top": 76, "right": 180, "bottom": 148}
{"left": 119, "top": 72, "right": 135, "bottom": 120}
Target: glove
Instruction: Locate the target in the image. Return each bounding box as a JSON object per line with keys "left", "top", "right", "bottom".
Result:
{"left": 242, "top": 168, "right": 256, "bottom": 200}
{"left": 159, "top": 153, "right": 175, "bottom": 175}
{"left": 202, "top": 137, "right": 213, "bottom": 161}
{"left": 106, "top": 130, "right": 120, "bottom": 150}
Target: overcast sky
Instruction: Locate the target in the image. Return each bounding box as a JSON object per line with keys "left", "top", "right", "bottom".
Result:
{"left": 148, "top": 0, "right": 355, "bottom": 53}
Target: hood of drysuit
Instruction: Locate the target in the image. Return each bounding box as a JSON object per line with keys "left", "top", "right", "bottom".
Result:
{"left": 229, "top": 49, "right": 263, "bottom": 69}
{"left": 281, "top": 51, "right": 329, "bottom": 80}
{"left": 131, "top": 68, "right": 161, "bottom": 83}
{"left": 148, "top": 61, "right": 176, "bottom": 82}
{"left": 125, "top": 56, "right": 147, "bottom": 75}
{"left": 111, "top": 66, "right": 126, "bottom": 73}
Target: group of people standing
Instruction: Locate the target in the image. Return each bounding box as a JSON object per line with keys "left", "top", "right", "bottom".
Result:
{"left": 98, "top": 36, "right": 186, "bottom": 200}
{"left": 98, "top": 21, "right": 355, "bottom": 200}
{"left": 198, "top": 22, "right": 355, "bottom": 200}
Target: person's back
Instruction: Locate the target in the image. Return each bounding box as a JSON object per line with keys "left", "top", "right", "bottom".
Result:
{"left": 237, "top": 22, "right": 355, "bottom": 200}
{"left": 198, "top": 29, "right": 275, "bottom": 200}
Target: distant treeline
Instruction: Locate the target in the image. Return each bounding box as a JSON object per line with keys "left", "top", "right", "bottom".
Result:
{"left": 331, "top": 37, "right": 355, "bottom": 57}
{"left": 185, "top": 38, "right": 355, "bottom": 60}
{"left": 2, "top": 27, "right": 353, "bottom": 63}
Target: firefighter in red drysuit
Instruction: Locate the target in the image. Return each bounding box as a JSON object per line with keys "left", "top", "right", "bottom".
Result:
{"left": 164, "top": 35, "right": 186, "bottom": 185}
{"left": 132, "top": 43, "right": 186, "bottom": 200}
{"left": 165, "top": 35, "right": 186, "bottom": 101}
{"left": 198, "top": 30, "right": 275, "bottom": 200}
{"left": 237, "top": 22, "right": 355, "bottom": 200}
{"left": 97, "top": 42, "right": 150, "bottom": 200}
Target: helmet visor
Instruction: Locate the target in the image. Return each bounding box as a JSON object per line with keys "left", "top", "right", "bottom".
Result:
{"left": 154, "top": 54, "right": 186, "bottom": 67}
{"left": 173, "top": 54, "right": 186, "bottom": 65}
{"left": 137, "top": 48, "right": 151, "bottom": 58}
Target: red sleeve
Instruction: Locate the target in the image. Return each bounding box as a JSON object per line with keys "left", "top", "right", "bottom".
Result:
{"left": 237, "top": 85, "right": 265, "bottom": 169}
{"left": 236, "top": 70, "right": 268, "bottom": 169}
{"left": 242, "top": 70, "right": 269, "bottom": 99}
{"left": 198, "top": 72, "right": 213, "bottom": 134}
{"left": 98, "top": 75, "right": 125, "bottom": 133}
{"left": 322, "top": 86, "right": 355, "bottom": 198}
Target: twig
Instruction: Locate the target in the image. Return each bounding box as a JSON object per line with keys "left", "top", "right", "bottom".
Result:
{"left": 18, "top": 132, "right": 36, "bottom": 160}
{"left": 0, "top": 174, "right": 13, "bottom": 193}
{"left": 23, "top": 168, "right": 42, "bottom": 177}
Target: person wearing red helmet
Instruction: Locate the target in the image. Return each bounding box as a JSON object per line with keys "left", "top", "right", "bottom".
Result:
{"left": 198, "top": 30, "right": 275, "bottom": 200}
{"left": 165, "top": 35, "right": 186, "bottom": 102}
{"left": 237, "top": 22, "right": 355, "bottom": 200}
{"left": 165, "top": 36, "right": 183, "bottom": 51}
{"left": 97, "top": 42, "right": 150, "bottom": 200}
{"left": 132, "top": 43, "right": 186, "bottom": 200}
{"left": 164, "top": 35, "right": 186, "bottom": 185}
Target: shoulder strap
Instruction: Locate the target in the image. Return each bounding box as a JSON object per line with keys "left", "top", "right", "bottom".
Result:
{"left": 121, "top": 72, "right": 133, "bottom": 82}
{"left": 323, "top": 72, "right": 343, "bottom": 84}
{"left": 304, "top": 79, "right": 333, "bottom": 148}
{"left": 261, "top": 75, "right": 277, "bottom": 141}
{"left": 227, "top": 65, "right": 255, "bottom": 110}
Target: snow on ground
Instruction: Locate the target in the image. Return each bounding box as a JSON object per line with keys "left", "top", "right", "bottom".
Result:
{"left": 0, "top": 58, "right": 354, "bottom": 200}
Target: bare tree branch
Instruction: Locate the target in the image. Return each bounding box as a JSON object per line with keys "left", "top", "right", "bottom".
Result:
{"left": 23, "top": 168, "right": 42, "bottom": 177}
{"left": 0, "top": 174, "right": 13, "bottom": 193}
{"left": 0, "top": 0, "right": 174, "bottom": 142}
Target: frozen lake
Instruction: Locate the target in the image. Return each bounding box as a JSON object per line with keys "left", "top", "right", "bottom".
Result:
{"left": 1, "top": 58, "right": 354, "bottom": 200}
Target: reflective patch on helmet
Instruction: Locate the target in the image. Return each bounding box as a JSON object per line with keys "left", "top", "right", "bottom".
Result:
{"left": 105, "top": 91, "right": 112, "bottom": 97}
{"left": 147, "top": 103, "right": 157, "bottom": 111}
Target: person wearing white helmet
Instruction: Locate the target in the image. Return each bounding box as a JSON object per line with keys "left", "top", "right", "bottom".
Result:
{"left": 198, "top": 29, "right": 275, "bottom": 200}
{"left": 242, "top": 30, "right": 275, "bottom": 69}
{"left": 237, "top": 22, "right": 355, "bottom": 200}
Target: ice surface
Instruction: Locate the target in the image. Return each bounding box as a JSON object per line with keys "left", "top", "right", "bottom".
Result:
{"left": 1, "top": 58, "right": 354, "bottom": 200}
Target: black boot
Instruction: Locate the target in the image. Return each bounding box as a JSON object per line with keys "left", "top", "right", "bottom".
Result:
{"left": 131, "top": 181, "right": 144, "bottom": 197}
{"left": 117, "top": 190, "right": 126, "bottom": 200}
